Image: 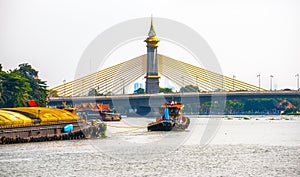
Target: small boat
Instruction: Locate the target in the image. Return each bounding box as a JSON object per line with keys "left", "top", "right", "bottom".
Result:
{"left": 147, "top": 101, "right": 190, "bottom": 131}
{"left": 99, "top": 111, "right": 122, "bottom": 121}
{"left": 75, "top": 103, "right": 121, "bottom": 122}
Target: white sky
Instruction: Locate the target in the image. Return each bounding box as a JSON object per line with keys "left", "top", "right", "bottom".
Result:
{"left": 0, "top": 0, "right": 299, "bottom": 90}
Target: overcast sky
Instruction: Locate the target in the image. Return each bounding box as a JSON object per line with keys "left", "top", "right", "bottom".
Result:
{"left": 0, "top": 0, "right": 299, "bottom": 90}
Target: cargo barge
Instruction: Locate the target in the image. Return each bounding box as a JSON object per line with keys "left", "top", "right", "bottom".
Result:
{"left": 0, "top": 108, "right": 105, "bottom": 144}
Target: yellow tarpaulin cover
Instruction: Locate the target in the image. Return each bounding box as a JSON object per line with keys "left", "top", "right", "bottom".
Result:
{"left": 0, "top": 110, "right": 34, "bottom": 126}
{"left": 1, "top": 107, "right": 79, "bottom": 125}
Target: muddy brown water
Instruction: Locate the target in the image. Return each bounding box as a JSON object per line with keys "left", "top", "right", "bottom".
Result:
{"left": 1, "top": 116, "right": 299, "bottom": 176}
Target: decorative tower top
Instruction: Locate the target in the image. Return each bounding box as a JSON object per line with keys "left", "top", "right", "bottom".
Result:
{"left": 148, "top": 16, "right": 156, "bottom": 37}
{"left": 145, "top": 16, "right": 160, "bottom": 48}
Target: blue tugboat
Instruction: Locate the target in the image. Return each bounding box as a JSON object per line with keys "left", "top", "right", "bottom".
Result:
{"left": 147, "top": 102, "right": 190, "bottom": 131}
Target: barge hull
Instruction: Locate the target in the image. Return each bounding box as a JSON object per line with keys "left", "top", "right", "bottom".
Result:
{"left": 147, "top": 117, "right": 190, "bottom": 131}
{"left": 0, "top": 122, "right": 104, "bottom": 144}
{"left": 147, "top": 122, "right": 173, "bottom": 131}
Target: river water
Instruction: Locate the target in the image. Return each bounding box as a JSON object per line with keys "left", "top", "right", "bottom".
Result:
{"left": 1, "top": 115, "right": 300, "bottom": 176}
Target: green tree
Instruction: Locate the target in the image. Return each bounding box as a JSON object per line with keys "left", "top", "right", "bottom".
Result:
{"left": 159, "top": 87, "right": 173, "bottom": 93}
{"left": 243, "top": 98, "right": 277, "bottom": 113}
{"left": 226, "top": 100, "right": 244, "bottom": 113}
{"left": 0, "top": 70, "right": 32, "bottom": 107}
{"left": 0, "top": 63, "right": 48, "bottom": 107}
{"left": 12, "top": 63, "right": 48, "bottom": 106}
{"left": 88, "top": 88, "right": 103, "bottom": 96}
{"left": 180, "top": 85, "right": 200, "bottom": 92}
{"left": 134, "top": 88, "right": 145, "bottom": 94}
{"left": 0, "top": 65, "right": 5, "bottom": 105}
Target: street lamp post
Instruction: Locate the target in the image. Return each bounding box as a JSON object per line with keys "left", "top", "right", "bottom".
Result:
{"left": 270, "top": 75, "right": 273, "bottom": 91}
{"left": 257, "top": 74, "right": 261, "bottom": 91}
{"left": 296, "top": 74, "right": 299, "bottom": 91}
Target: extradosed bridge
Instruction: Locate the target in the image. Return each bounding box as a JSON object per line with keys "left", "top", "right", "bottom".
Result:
{"left": 52, "top": 54, "right": 263, "bottom": 97}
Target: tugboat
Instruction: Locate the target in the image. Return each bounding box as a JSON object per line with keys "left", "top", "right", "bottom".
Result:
{"left": 147, "top": 101, "right": 190, "bottom": 131}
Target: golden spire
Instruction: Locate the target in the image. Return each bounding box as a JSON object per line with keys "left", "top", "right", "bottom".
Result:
{"left": 145, "top": 15, "right": 160, "bottom": 48}
{"left": 148, "top": 15, "right": 156, "bottom": 37}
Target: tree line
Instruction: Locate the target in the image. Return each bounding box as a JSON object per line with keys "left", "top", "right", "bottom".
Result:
{"left": 0, "top": 63, "right": 48, "bottom": 107}
{"left": 133, "top": 85, "right": 300, "bottom": 115}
